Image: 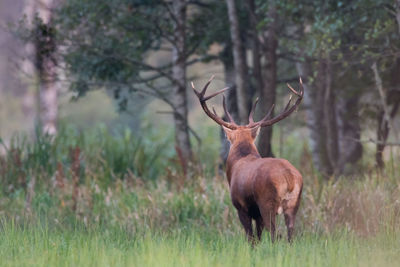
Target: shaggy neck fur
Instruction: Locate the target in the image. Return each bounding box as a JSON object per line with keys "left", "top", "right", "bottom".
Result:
{"left": 226, "top": 141, "right": 260, "bottom": 184}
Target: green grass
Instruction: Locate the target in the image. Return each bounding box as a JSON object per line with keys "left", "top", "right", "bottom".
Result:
{"left": 0, "top": 221, "right": 399, "bottom": 267}
{"left": 0, "top": 171, "right": 399, "bottom": 267}
{"left": 1, "top": 125, "right": 400, "bottom": 266}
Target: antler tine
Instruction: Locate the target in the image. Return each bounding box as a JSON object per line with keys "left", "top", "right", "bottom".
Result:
{"left": 287, "top": 77, "right": 304, "bottom": 97}
{"left": 191, "top": 81, "right": 201, "bottom": 97}
{"left": 222, "top": 95, "right": 235, "bottom": 123}
{"left": 191, "top": 75, "right": 215, "bottom": 97}
{"left": 265, "top": 104, "right": 275, "bottom": 119}
{"left": 247, "top": 104, "right": 274, "bottom": 127}
{"left": 287, "top": 83, "right": 301, "bottom": 96}
{"left": 248, "top": 97, "right": 259, "bottom": 124}
{"left": 284, "top": 95, "right": 293, "bottom": 111}
{"left": 192, "top": 78, "right": 238, "bottom": 130}
{"left": 212, "top": 107, "right": 218, "bottom": 116}
{"left": 201, "top": 75, "right": 215, "bottom": 95}
{"left": 203, "top": 87, "right": 230, "bottom": 101}
{"left": 250, "top": 78, "right": 304, "bottom": 128}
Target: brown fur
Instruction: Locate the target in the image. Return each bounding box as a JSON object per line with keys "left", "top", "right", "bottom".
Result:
{"left": 192, "top": 76, "right": 304, "bottom": 243}
{"left": 224, "top": 126, "right": 303, "bottom": 243}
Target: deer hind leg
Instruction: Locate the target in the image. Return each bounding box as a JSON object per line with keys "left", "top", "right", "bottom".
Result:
{"left": 237, "top": 210, "right": 254, "bottom": 243}
{"left": 284, "top": 188, "right": 302, "bottom": 242}
{"left": 259, "top": 202, "right": 277, "bottom": 242}
{"left": 255, "top": 216, "right": 264, "bottom": 241}
{"left": 284, "top": 209, "right": 297, "bottom": 242}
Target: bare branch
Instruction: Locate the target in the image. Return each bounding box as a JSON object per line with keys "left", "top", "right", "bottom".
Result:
{"left": 346, "top": 137, "right": 400, "bottom": 146}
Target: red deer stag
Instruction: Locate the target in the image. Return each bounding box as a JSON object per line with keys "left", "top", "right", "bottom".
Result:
{"left": 192, "top": 76, "right": 304, "bottom": 243}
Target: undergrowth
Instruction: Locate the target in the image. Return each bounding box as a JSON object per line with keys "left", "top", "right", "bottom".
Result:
{"left": 0, "top": 125, "right": 399, "bottom": 266}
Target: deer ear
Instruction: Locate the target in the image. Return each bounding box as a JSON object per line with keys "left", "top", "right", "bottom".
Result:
{"left": 222, "top": 126, "right": 235, "bottom": 143}
{"left": 251, "top": 126, "right": 260, "bottom": 139}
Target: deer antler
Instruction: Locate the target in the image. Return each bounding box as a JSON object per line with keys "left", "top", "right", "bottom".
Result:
{"left": 193, "top": 76, "right": 303, "bottom": 129}
{"left": 192, "top": 76, "right": 238, "bottom": 129}
{"left": 247, "top": 78, "right": 304, "bottom": 128}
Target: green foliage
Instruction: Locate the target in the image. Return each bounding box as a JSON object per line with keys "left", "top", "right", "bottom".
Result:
{"left": 1, "top": 124, "right": 400, "bottom": 266}
{"left": 57, "top": 0, "right": 155, "bottom": 103}
{"left": 0, "top": 125, "right": 167, "bottom": 194}
{"left": 55, "top": 0, "right": 224, "bottom": 112}
{"left": 0, "top": 169, "right": 400, "bottom": 266}
{"left": 1, "top": 128, "right": 399, "bottom": 236}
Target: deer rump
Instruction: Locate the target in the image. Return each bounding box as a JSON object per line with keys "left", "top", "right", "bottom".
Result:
{"left": 229, "top": 157, "right": 302, "bottom": 219}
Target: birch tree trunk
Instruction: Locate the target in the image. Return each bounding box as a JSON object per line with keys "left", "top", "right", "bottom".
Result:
{"left": 226, "top": 0, "right": 249, "bottom": 123}
{"left": 171, "top": 0, "right": 192, "bottom": 163}
{"left": 36, "top": 0, "right": 58, "bottom": 135}
{"left": 21, "top": 0, "right": 37, "bottom": 125}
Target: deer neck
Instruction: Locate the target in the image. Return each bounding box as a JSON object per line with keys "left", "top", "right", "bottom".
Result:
{"left": 225, "top": 141, "right": 260, "bottom": 184}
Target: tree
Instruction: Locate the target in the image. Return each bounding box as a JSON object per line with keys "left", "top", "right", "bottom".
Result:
{"left": 370, "top": 0, "right": 400, "bottom": 169}
{"left": 19, "top": 0, "right": 59, "bottom": 135}
{"left": 252, "top": 0, "right": 278, "bottom": 157}
{"left": 184, "top": 0, "right": 239, "bottom": 164}
{"left": 36, "top": 0, "right": 58, "bottom": 135}
{"left": 286, "top": 0, "right": 400, "bottom": 176}
{"left": 282, "top": 0, "right": 362, "bottom": 176}
{"left": 56, "top": 0, "right": 217, "bottom": 165}
{"left": 170, "top": 0, "right": 191, "bottom": 161}
{"left": 225, "top": 0, "right": 250, "bottom": 124}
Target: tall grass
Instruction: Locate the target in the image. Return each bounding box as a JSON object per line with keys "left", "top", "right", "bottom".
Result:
{"left": 0, "top": 125, "right": 399, "bottom": 266}
{"left": 0, "top": 125, "right": 168, "bottom": 190}
{"left": 0, "top": 220, "right": 399, "bottom": 267}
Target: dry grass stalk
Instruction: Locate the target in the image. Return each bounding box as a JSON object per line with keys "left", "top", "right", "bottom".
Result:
{"left": 70, "top": 146, "right": 81, "bottom": 213}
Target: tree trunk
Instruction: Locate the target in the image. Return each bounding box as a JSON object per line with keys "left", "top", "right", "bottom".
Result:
{"left": 35, "top": 0, "right": 58, "bottom": 135}
{"left": 225, "top": 0, "right": 249, "bottom": 123}
{"left": 375, "top": 109, "right": 388, "bottom": 169}
{"left": 336, "top": 93, "right": 363, "bottom": 173}
{"left": 220, "top": 46, "right": 238, "bottom": 165}
{"left": 319, "top": 57, "right": 339, "bottom": 174}
{"left": 396, "top": 0, "right": 400, "bottom": 35}
{"left": 375, "top": 103, "right": 399, "bottom": 169}
{"left": 171, "top": 0, "right": 192, "bottom": 163}
{"left": 296, "top": 58, "right": 334, "bottom": 177}
{"left": 246, "top": 0, "right": 263, "bottom": 95}
{"left": 375, "top": 4, "right": 400, "bottom": 168}
{"left": 375, "top": 59, "right": 400, "bottom": 169}
{"left": 257, "top": 3, "right": 277, "bottom": 157}
{"left": 21, "top": 0, "right": 37, "bottom": 130}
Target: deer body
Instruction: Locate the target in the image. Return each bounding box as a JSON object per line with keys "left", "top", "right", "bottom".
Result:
{"left": 192, "top": 77, "right": 304, "bottom": 243}
{"left": 225, "top": 127, "right": 302, "bottom": 242}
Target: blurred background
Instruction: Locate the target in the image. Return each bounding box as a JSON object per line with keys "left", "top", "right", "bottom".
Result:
{"left": 0, "top": 0, "right": 400, "bottom": 248}
{"left": 1, "top": 0, "right": 399, "bottom": 176}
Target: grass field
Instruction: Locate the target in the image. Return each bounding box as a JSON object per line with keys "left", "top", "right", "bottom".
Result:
{"left": 1, "top": 126, "right": 400, "bottom": 266}
{"left": 1, "top": 221, "right": 399, "bottom": 267}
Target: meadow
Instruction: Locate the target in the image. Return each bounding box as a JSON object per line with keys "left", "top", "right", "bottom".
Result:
{"left": 0, "top": 125, "right": 399, "bottom": 266}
